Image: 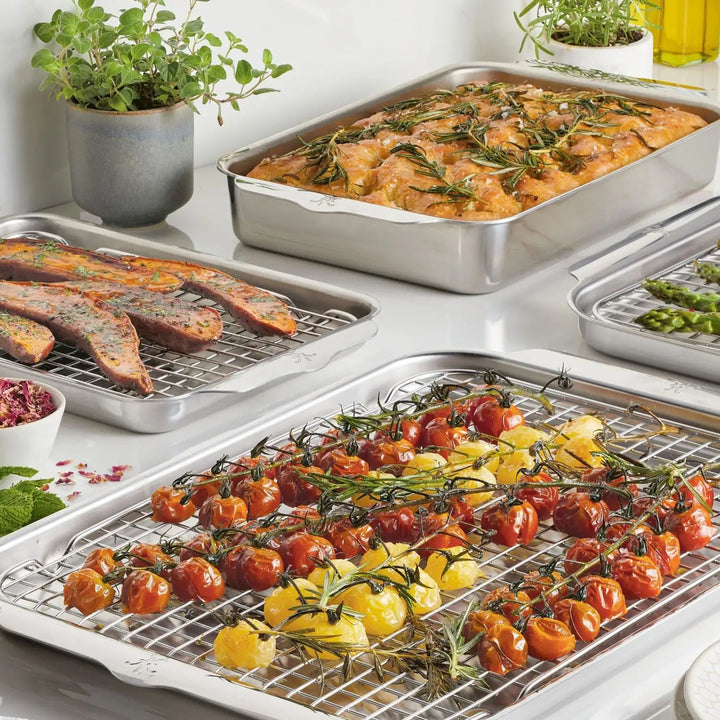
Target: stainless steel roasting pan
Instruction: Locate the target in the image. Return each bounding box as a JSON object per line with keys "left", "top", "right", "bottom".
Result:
{"left": 218, "top": 61, "right": 720, "bottom": 294}
{"left": 568, "top": 196, "right": 720, "bottom": 387}
{"left": 1, "top": 350, "right": 720, "bottom": 720}
{"left": 0, "top": 213, "right": 379, "bottom": 432}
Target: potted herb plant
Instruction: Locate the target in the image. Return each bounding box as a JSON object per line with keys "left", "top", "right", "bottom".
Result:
{"left": 515, "top": 0, "right": 657, "bottom": 78}
{"left": 31, "top": 0, "right": 291, "bottom": 227}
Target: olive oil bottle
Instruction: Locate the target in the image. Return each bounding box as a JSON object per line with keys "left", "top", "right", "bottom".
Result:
{"left": 647, "top": 0, "right": 720, "bottom": 66}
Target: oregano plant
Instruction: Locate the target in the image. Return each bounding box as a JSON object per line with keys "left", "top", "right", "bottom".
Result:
{"left": 31, "top": 0, "right": 292, "bottom": 123}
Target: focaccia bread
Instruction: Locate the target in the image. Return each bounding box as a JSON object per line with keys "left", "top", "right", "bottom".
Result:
{"left": 247, "top": 81, "right": 707, "bottom": 221}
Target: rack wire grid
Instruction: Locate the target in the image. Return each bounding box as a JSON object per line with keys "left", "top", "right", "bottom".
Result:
{"left": 0, "top": 285, "right": 358, "bottom": 398}
{"left": 2, "top": 366, "right": 719, "bottom": 720}
{"left": 595, "top": 242, "right": 720, "bottom": 349}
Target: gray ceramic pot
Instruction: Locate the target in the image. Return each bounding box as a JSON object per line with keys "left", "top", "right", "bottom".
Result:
{"left": 65, "top": 101, "right": 194, "bottom": 227}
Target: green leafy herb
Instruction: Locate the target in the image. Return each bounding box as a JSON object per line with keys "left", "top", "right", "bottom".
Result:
{"left": 0, "top": 471, "right": 66, "bottom": 535}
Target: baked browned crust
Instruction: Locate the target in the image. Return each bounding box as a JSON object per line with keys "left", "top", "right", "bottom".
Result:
{"left": 247, "top": 81, "right": 707, "bottom": 221}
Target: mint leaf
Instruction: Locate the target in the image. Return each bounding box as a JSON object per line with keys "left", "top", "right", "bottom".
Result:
{"left": 28, "top": 490, "right": 66, "bottom": 522}
{"left": 0, "top": 489, "right": 34, "bottom": 536}
{"left": 0, "top": 466, "right": 38, "bottom": 479}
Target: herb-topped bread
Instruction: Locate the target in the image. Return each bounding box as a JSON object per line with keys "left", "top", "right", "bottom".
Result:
{"left": 247, "top": 81, "right": 707, "bottom": 221}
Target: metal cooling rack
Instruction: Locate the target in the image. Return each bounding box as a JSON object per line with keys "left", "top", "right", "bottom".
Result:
{"left": 594, "top": 243, "right": 720, "bottom": 350}
{"left": 2, "top": 366, "right": 720, "bottom": 720}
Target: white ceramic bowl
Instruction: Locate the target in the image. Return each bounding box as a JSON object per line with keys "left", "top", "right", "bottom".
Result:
{"left": 0, "top": 378, "right": 66, "bottom": 473}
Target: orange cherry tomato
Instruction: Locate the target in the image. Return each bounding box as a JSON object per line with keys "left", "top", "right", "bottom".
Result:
{"left": 520, "top": 569, "right": 567, "bottom": 609}
{"left": 551, "top": 598, "right": 601, "bottom": 642}
{"left": 64, "top": 568, "right": 115, "bottom": 615}
{"left": 171, "top": 557, "right": 225, "bottom": 603}
{"left": 120, "top": 569, "right": 171, "bottom": 614}
{"left": 178, "top": 532, "right": 220, "bottom": 561}
{"left": 480, "top": 500, "right": 539, "bottom": 546}
{"left": 233, "top": 476, "right": 282, "bottom": 520}
{"left": 481, "top": 586, "right": 533, "bottom": 623}
{"left": 198, "top": 493, "right": 248, "bottom": 529}
{"left": 323, "top": 519, "right": 375, "bottom": 559}
{"left": 553, "top": 492, "right": 610, "bottom": 538}
{"left": 524, "top": 616, "right": 576, "bottom": 661}
{"left": 643, "top": 531, "right": 681, "bottom": 576}
{"left": 150, "top": 485, "right": 196, "bottom": 524}
{"left": 359, "top": 436, "right": 416, "bottom": 473}
{"left": 579, "top": 575, "right": 627, "bottom": 622}
{"left": 317, "top": 448, "right": 370, "bottom": 476}
{"left": 477, "top": 623, "right": 528, "bottom": 675}
{"left": 564, "top": 538, "right": 613, "bottom": 578}
{"left": 82, "top": 547, "right": 120, "bottom": 577}
{"left": 679, "top": 473, "right": 715, "bottom": 510}
{"left": 128, "top": 543, "right": 173, "bottom": 576}
{"left": 664, "top": 504, "right": 715, "bottom": 552}
{"left": 610, "top": 554, "right": 662, "bottom": 600}
{"left": 278, "top": 532, "right": 335, "bottom": 577}
{"left": 222, "top": 545, "right": 284, "bottom": 592}
{"left": 189, "top": 480, "right": 223, "bottom": 508}
{"left": 461, "top": 609, "right": 510, "bottom": 643}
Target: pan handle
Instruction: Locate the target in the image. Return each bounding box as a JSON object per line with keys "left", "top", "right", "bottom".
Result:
{"left": 569, "top": 195, "right": 720, "bottom": 283}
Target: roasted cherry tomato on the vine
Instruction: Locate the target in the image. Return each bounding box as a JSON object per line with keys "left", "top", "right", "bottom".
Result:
{"left": 415, "top": 511, "right": 468, "bottom": 558}
{"left": 341, "top": 582, "right": 407, "bottom": 637}
{"left": 128, "top": 543, "right": 172, "bottom": 575}
{"left": 521, "top": 569, "right": 567, "bottom": 608}
{"left": 481, "top": 586, "right": 533, "bottom": 623}
{"left": 446, "top": 496, "right": 476, "bottom": 533}
{"left": 82, "top": 547, "right": 120, "bottom": 577}
{"left": 579, "top": 574, "right": 627, "bottom": 622}
{"left": 420, "top": 417, "right": 470, "bottom": 457}
{"left": 391, "top": 418, "right": 422, "bottom": 447}
{"left": 171, "top": 557, "right": 226, "bottom": 603}
{"left": 643, "top": 530, "right": 682, "bottom": 576}
{"left": 564, "top": 538, "right": 613, "bottom": 578}
{"left": 316, "top": 448, "right": 369, "bottom": 476}
{"left": 582, "top": 466, "right": 638, "bottom": 512}
{"left": 233, "top": 475, "right": 282, "bottom": 519}
{"left": 150, "top": 485, "right": 196, "bottom": 524}
{"left": 359, "top": 436, "right": 416, "bottom": 473}
{"left": 278, "top": 532, "right": 335, "bottom": 577}
{"left": 477, "top": 623, "right": 528, "bottom": 675}
{"left": 610, "top": 553, "right": 662, "bottom": 600}
{"left": 523, "top": 616, "right": 576, "bottom": 661}
{"left": 178, "top": 532, "right": 219, "bottom": 561}
{"left": 664, "top": 504, "right": 715, "bottom": 552}
{"left": 603, "top": 520, "right": 652, "bottom": 546}
{"left": 552, "top": 492, "right": 610, "bottom": 538}
{"left": 189, "top": 480, "right": 222, "bottom": 508}
{"left": 120, "top": 569, "right": 171, "bottom": 614}
{"left": 480, "top": 500, "right": 539, "bottom": 547}
{"left": 466, "top": 393, "right": 525, "bottom": 439}
{"left": 198, "top": 493, "right": 248, "bottom": 529}
{"left": 515, "top": 472, "right": 559, "bottom": 520}
{"left": 223, "top": 545, "right": 284, "bottom": 592}
{"left": 324, "top": 519, "right": 375, "bottom": 559}
{"left": 418, "top": 404, "right": 456, "bottom": 430}
{"left": 369, "top": 507, "right": 418, "bottom": 544}
{"left": 274, "top": 463, "right": 323, "bottom": 507}
{"left": 551, "top": 598, "right": 601, "bottom": 643}
{"left": 461, "top": 609, "right": 510, "bottom": 643}
{"left": 64, "top": 568, "right": 115, "bottom": 615}
{"left": 679, "top": 473, "right": 715, "bottom": 510}
{"left": 214, "top": 619, "right": 277, "bottom": 669}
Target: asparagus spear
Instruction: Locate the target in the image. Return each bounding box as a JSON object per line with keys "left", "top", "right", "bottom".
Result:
{"left": 635, "top": 306, "right": 720, "bottom": 335}
{"left": 695, "top": 261, "right": 720, "bottom": 286}
{"left": 643, "top": 279, "right": 720, "bottom": 313}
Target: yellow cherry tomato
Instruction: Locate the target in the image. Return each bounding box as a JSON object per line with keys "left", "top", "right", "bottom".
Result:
{"left": 341, "top": 583, "right": 407, "bottom": 636}
{"left": 448, "top": 440, "right": 500, "bottom": 474}
{"left": 353, "top": 471, "right": 395, "bottom": 508}
{"left": 425, "top": 546, "right": 484, "bottom": 591}
{"left": 308, "top": 559, "right": 358, "bottom": 587}
{"left": 381, "top": 566, "right": 441, "bottom": 616}
{"left": 555, "top": 414, "right": 604, "bottom": 443}
{"left": 498, "top": 426, "right": 549, "bottom": 450}
{"left": 554, "top": 435, "right": 604, "bottom": 469}
{"left": 445, "top": 462, "right": 497, "bottom": 506}
{"left": 284, "top": 610, "right": 368, "bottom": 660}
{"left": 263, "top": 579, "right": 318, "bottom": 627}
{"left": 360, "top": 542, "right": 420, "bottom": 572}
{"left": 214, "top": 619, "right": 276, "bottom": 669}
{"left": 402, "top": 452, "right": 447, "bottom": 475}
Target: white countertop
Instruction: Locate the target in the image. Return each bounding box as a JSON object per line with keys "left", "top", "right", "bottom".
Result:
{"left": 1, "top": 60, "right": 720, "bottom": 720}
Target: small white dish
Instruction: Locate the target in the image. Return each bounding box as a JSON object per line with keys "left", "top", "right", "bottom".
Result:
{"left": 684, "top": 639, "right": 720, "bottom": 720}
{"left": 674, "top": 672, "right": 695, "bottom": 720}
{"left": 0, "top": 377, "right": 66, "bottom": 473}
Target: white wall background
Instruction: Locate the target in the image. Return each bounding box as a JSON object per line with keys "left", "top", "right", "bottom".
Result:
{"left": 1, "top": 0, "right": 528, "bottom": 217}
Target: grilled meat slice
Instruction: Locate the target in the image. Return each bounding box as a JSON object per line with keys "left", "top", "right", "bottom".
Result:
{"left": 0, "top": 282, "right": 153, "bottom": 395}
{"left": 0, "top": 312, "right": 55, "bottom": 364}
{"left": 60, "top": 281, "right": 223, "bottom": 353}
{"left": 0, "top": 238, "right": 183, "bottom": 293}
{"left": 123, "top": 256, "right": 297, "bottom": 337}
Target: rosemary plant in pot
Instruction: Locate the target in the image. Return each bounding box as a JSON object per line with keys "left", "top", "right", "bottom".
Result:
{"left": 31, "top": 0, "right": 291, "bottom": 227}
{"left": 515, "top": 0, "right": 657, "bottom": 78}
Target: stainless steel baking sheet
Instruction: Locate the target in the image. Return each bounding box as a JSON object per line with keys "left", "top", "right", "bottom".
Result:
{"left": 1, "top": 350, "right": 719, "bottom": 720}
{"left": 218, "top": 61, "right": 720, "bottom": 294}
{"left": 568, "top": 196, "right": 720, "bottom": 386}
{"left": 0, "top": 213, "right": 379, "bottom": 432}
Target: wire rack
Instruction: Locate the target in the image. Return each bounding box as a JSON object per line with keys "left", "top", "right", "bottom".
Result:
{"left": 2, "top": 367, "right": 720, "bottom": 720}
{"left": 594, "top": 243, "right": 720, "bottom": 350}
{"left": 0, "top": 285, "right": 357, "bottom": 398}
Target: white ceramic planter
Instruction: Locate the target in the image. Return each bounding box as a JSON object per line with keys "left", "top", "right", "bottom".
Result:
{"left": 546, "top": 30, "right": 654, "bottom": 79}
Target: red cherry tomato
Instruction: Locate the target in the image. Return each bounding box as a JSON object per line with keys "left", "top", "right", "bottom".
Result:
{"left": 551, "top": 598, "right": 601, "bottom": 642}
{"left": 198, "top": 494, "right": 248, "bottom": 529}
{"left": 477, "top": 623, "right": 528, "bottom": 675}
{"left": 520, "top": 569, "right": 567, "bottom": 609}
{"left": 564, "top": 538, "right": 613, "bottom": 577}
{"left": 643, "top": 531, "right": 681, "bottom": 576}
{"left": 189, "top": 480, "right": 223, "bottom": 509}
{"left": 524, "top": 616, "right": 576, "bottom": 661}
{"left": 359, "top": 436, "right": 417, "bottom": 474}
{"left": 171, "top": 557, "right": 226, "bottom": 603}
{"left": 222, "top": 545, "right": 284, "bottom": 592}
{"left": 676, "top": 473, "right": 715, "bottom": 511}
{"left": 579, "top": 575, "right": 627, "bottom": 621}
{"left": 64, "top": 568, "right": 115, "bottom": 615}
{"left": 389, "top": 418, "right": 422, "bottom": 447}
{"left": 516, "top": 472, "right": 559, "bottom": 520}
{"left": 275, "top": 463, "right": 323, "bottom": 507}
{"left": 480, "top": 500, "right": 539, "bottom": 546}
{"left": 419, "top": 417, "right": 470, "bottom": 457}
{"left": 278, "top": 532, "right": 335, "bottom": 577}
{"left": 128, "top": 543, "right": 172, "bottom": 576}
{"left": 663, "top": 504, "right": 715, "bottom": 552}
{"left": 418, "top": 405, "right": 456, "bottom": 430}
{"left": 415, "top": 511, "right": 468, "bottom": 558}
{"left": 233, "top": 475, "right": 282, "bottom": 519}
{"left": 317, "top": 448, "right": 369, "bottom": 476}
{"left": 178, "top": 532, "right": 219, "bottom": 561}
{"left": 82, "top": 548, "right": 120, "bottom": 577}
{"left": 324, "top": 519, "right": 375, "bottom": 559}
{"left": 120, "top": 569, "right": 171, "bottom": 614}
{"left": 446, "top": 496, "right": 476, "bottom": 532}
{"left": 369, "top": 507, "right": 417, "bottom": 544}
{"left": 150, "top": 485, "right": 196, "bottom": 524}
{"left": 466, "top": 393, "right": 525, "bottom": 439}
{"left": 610, "top": 553, "right": 662, "bottom": 599}
{"left": 481, "top": 586, "right": 533, "bottom": 623}
{"left": 582, "top": 467, "right": 638, "bottom": 512}
{"left": 552, "top": 492, "right": 610, "bottom": 538}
